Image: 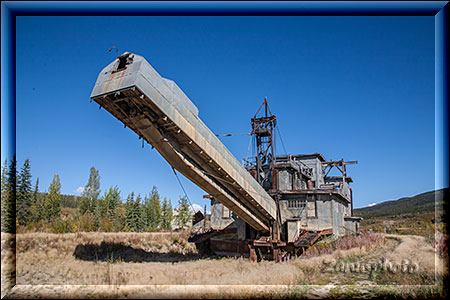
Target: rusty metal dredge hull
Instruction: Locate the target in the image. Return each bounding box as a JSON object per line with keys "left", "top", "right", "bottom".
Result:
{"left": 90, "top": 52, "right": 276, "bottom": 233}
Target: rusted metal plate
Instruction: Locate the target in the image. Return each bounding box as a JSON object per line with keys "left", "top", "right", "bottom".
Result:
{"left": 188, "top": 227, "right": 237, "bottom": 244}
{"left": 210, "top": 239, "right": 249, "bottom": 255}
{"left": 294, "top": 228, "right": 332, "bottom": 247}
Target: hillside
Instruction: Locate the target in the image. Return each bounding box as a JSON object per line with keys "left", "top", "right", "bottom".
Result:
{"left": 354, "top": 188, "right": 447, "bottom": 219}
{"left": 37, "top": 192, "right": 83, "bottom": 209}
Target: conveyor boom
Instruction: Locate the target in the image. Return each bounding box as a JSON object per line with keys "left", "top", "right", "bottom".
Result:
{"left": 90, "top": 52, "right": 276, "bottom": 232}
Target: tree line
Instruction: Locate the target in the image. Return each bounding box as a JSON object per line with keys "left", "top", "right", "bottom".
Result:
{"left": 1, "top": 157, "right": 193, "bottom": 234}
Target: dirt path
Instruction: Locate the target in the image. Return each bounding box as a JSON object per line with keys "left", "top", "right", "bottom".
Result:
{"left": 303, "top": 234, "right": 443, "bottom": 295}
{"left": 384, "top": 234, "right": 443, "bottom": 274}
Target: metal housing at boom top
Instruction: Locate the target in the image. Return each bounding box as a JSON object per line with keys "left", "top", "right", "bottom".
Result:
{"left": 90, "top": 52, "right": 277, "bottom": 232}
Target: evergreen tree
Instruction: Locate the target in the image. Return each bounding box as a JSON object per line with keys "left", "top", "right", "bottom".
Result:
{"left": 175, "top": 196, "right": 192, "bottom": 229}
{"left": 125, "top": 192, "right": 136, "bottom": 230}
{"left": 161, "top": 197, "right": 173, "bottom": 230}
{"left": 80, "top": 166, "right": 101, "bottom": 215}
{"left": 94, "top": 196, "right": 108, "bottom": 229}
{"left": 135, "top": 194, "right": 146, "bottom": 232}
{"left": 102, "top": 186, "right": 121, "bottom": 231}
{"left": 2, "top": 157, "right": 16, "bottom": 233}
{"left": 45, "top": 174, "right": 61, "bottom": 220}
{"left": 30, "top": 177, "right": 43, "bottom": 223}
{"left": 1, "top": 159, "right": 10, "bottom": 232}
{"left": 104, "top": 186, "right": 120, "bottom": 215}
{"left": 146, "top": 186, "right": 161, "bottom": 230}
{"left": 17, "top": 158, "right": 33, "bottom": 225}
{"left": 1, "top": 159, "right": 8, "bottom": 230}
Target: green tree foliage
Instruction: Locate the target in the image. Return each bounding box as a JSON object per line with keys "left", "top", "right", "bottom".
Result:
{"left": 125, "top": 193, "right": 147, "bottom": 232}
{"left": 135, "top": 194, "right": 146, "bottom": 232}
{"left": 104, "top": 186, "right": 120, "bottom": 215}
{"left": 1, "top": 157, "right": 16, "bottom": 233}
{"left": 30, "top": 177, "right": 44, "bottom": 223}
{"left": 125, "top": 192, "right": 136, "bottom": 230}
{"left": 146, "top": 186, "right": 161, "bottom": 230}
{"left": 60, "top": 194, "right": 81, "bottom": 208}
{"left": 1, "top": 159, "right": 180, "bottom": 233}
{"left": 161, "top": 197, "right": 173, "bottom": 230}
{"left": 1, "top": 159, "right": 10, "bottom": 232}
{"left": 1, "top": 159, "right": 8, "bottom": 230}
{"left": 79, "top": 166, "right": 101, "bottom": 215}
{"left": 175, "top": 196, "right": 192, "bottom": 229}
{"left": 17, "top": 158, "right": 33, "bottom": 225}
{"left": 102, "top": 185, "right": 123, "bottom": 232}
{"left": 94, "top": 196, "right": 108, "bottom": 228}
{"left": 45, "top": 174, "right": 61, "bottom": 221}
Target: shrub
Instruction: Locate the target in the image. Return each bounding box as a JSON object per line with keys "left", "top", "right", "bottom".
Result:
{"left": 301, "top": 232, "right": 386, "bottom": 259}
{"left": 50, "top": 217, "right": 75, "bottom": 234}
{"left": 77, "top": 212, "right": 96, "bottom": 232}
{"left": 100, "top": 217, "right": 114, "bottom": 232}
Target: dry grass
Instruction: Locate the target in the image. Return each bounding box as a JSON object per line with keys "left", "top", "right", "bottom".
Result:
{"left": 1, "top": 233, "right": 16, "bottom": 299}
{"left": 301, "top": 232, "right": 386, "bottom": 259}
{"left": 2, "top": 230, "right": 444, "bottom": 295}
{"left": 14, "top": 231, "right": 304, "bottom": 285}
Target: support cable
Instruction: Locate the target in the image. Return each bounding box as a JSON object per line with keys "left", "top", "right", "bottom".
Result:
{"left": 244, "top": 134, "right": 253, "bottom": 165}
{"left": 171, "top": 166, "right": 196, "bottom": 212}
{"left": 276, "top": 126, "right": 288, "bottom": 156}
{"left": 215, "top": 132, "right": 250, "bottom": 137}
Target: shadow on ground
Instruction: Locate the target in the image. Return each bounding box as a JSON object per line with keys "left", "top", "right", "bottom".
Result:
{"left": 73, "top": 241, "right": 202, "bottom": 263}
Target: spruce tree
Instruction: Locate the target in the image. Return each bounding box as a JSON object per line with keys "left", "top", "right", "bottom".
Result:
{"left": 147, "top": 186, "right": 161, "bottom": 230}
{"left": 1, "top": 157, "right": 17, "bottom": 233}
{"left": 104, "top": 186, "right": 120, "bottom": 215}
{"left": 1, "top": 159, "right": 8, "bottom": 230}
{"left": 125, "top": 192, "right": 136, "bottom": 230}
{"left": 30, "top": 177, "right": 43, "bottom": 223}
{"left": 161, "top": 197, "right": 173, "bottom": 230}
{"left": 175, "top": 196, "right": 192, "bottom": 229}
{"left": 1, "top": 159, "right": 12, "bottom": 232}
{"left": 17, "top": 158, "right": 33, "bottom": 226}
{"left": 135, "top": 194, "right": 146, "bottom": 232}
{"left": 46, "top": 174, "right": 61, "bottom": 220}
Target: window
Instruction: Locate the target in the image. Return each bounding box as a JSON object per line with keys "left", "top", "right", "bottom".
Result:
{"left": 287, "top": 198, "right": 306, "bottom": 209}
{"left": 307, "top": 196, "right": 317, "bottom": 218}
{"left": 222, "top": 205, "right": 231, "bottom": 219}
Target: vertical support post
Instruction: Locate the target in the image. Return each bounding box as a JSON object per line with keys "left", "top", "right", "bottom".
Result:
{"left": 273, "top": 246, "right": 280, "bottom": 262}
{"left": 204, "top": 204, "right": 207, "bottom": 232}
{"left": 272, "top": 168, "right": 278, "bottom": 190}
{"left": 249, "top": 244, "right": 257, "bottom": 262}
{"left": 272, "top": 194, "right": 282, "bottom": 242}
{"left": 350, "top": 188, "right": 353, "bottom": 216}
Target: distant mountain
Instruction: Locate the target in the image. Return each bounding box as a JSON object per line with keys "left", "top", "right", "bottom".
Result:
{"left": 354, "top": 188, "right": 448, "bottom": 219}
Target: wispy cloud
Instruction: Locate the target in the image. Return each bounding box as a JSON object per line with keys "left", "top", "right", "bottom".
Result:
{"left": 75, "top": 186, "right": 85, "bottom": 194}
{"left": 367, "top": 203, "right": 377, "bottom": 207}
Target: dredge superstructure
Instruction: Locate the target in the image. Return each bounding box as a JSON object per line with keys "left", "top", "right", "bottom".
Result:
{"left": 91, "top": 52, "right": 361, "bottom": 261}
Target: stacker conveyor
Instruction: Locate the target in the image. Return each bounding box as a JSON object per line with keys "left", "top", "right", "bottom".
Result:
{"left": 90, "top": 52, "right": 276, "bottom": 232}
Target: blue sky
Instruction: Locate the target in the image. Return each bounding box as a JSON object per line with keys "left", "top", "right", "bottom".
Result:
{"left": 10, "top": 16, "right": 436, "bottom": 210}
